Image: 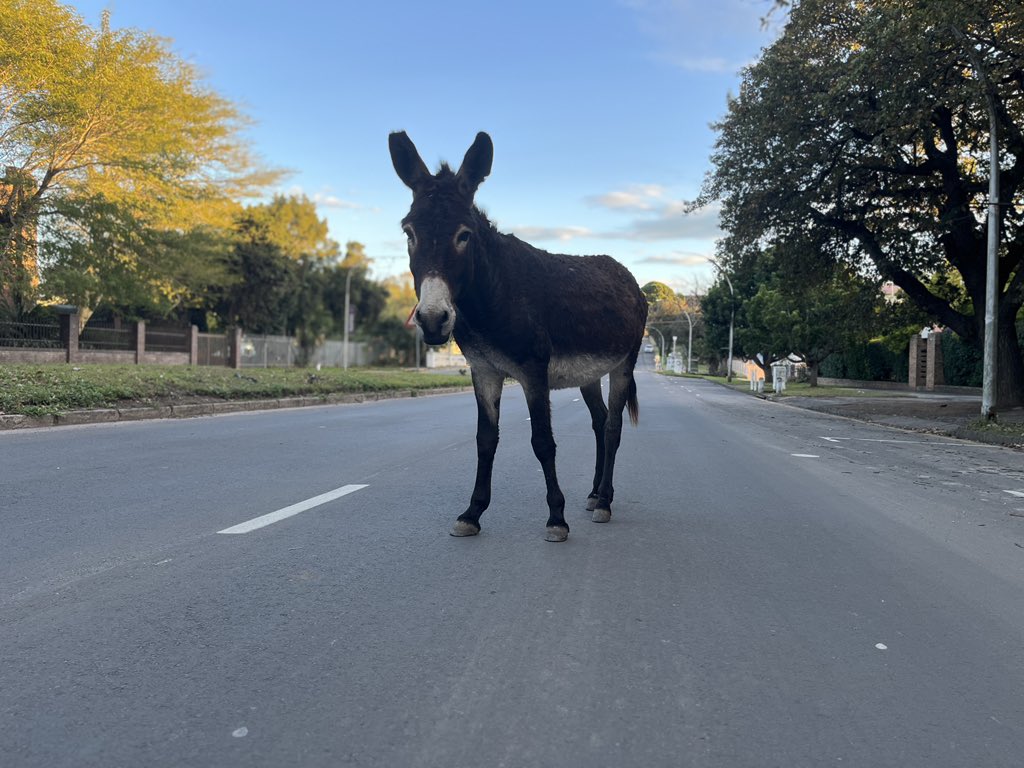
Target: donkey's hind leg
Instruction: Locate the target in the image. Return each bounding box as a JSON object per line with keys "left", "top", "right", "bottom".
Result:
{"left": 591, "top": 363, "right": 634, "bottom": 523}
{"left": 580, "top": 380, "right": 607, "bottom": 512}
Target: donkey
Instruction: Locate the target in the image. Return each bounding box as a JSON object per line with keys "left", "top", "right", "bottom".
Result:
{"left": 389, "top": 131, "right": 648, "bottom": 542}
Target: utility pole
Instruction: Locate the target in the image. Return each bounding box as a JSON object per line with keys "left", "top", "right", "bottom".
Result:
{"left": 953, "top": 24, "right": 999, "bottom": 419}
{"left": 343, "top": 268, "right": 353, "bottom": 370}
{"left": 981, "top": 93, "right": 999, "bottom": 420}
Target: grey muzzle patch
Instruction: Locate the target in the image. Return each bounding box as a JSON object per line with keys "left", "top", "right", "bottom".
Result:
{"left": 415, "top": 276, "right": 456, "bottom": 341}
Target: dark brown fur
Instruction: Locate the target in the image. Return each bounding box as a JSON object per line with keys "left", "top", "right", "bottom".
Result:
{"left": 390, "top": 131, "right": 647, "bottom": 540}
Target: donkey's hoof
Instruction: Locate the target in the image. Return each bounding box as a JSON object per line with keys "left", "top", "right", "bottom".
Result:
{"left": 450, "top": 520, "right": 481, "bottom": 537}
{"left": 544, "top": 526, "right": 569, "bottom": 542}
{"left": 586, "top": 495, "right": 599, "bottom": 511}
{"left": 592, "top": 508, "right": 612, "bottom": 524}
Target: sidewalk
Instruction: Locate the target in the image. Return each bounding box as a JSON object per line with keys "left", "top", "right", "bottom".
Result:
{"left": 770, "top": 389, "right": 1024, "bottom": 449}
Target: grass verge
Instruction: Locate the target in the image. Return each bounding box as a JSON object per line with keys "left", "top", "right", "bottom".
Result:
{"left": 0, "top": 364, "right": 473, "bottom": 417}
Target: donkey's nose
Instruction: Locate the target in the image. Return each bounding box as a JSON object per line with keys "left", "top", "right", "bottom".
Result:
{"left": 415, "top": 307, "right": 451, "bottom": 327}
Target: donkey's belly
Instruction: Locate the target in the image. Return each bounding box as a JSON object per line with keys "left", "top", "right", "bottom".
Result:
{"left": 464, "top": 342, "right": 625, "bottom": 389}
{"left": 547, "top": 353, "right": 626, "bottom": 389}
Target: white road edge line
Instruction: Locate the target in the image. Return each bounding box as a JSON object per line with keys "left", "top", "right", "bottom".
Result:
{"left": 217, "top": 484, "right": 369, "bottom": 534}
{"left": 820, "top": 435, "right": 999, "bottom": 448}
{"left": 1004, "top": 490, "right": 1024, "bottom": 498}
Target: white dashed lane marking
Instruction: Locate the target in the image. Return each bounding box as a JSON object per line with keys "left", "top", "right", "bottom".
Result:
{"left": 217, "top": 484, "right": 368, "bottom": 534}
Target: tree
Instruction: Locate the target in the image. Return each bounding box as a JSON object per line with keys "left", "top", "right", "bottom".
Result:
{"left": 246, "top": 195, "right": 338, "bottom": 263}
{"left": 700, "top": 252, "right": 787, "bottom": 380}
{"left": 641, "top": 280, "right": 702, "bottom": 363}
{"left": 216, "top": 213, "right": 297, "bottom": 333}
{"left": 376, "top": 273, "right": 422, "bottom": 365}
{"left": 0, "top": 1, "right": 278, "bottom": 317}
{"left": 744, "top": 257, "right": 885, "bottom": 385}
{"left": 341, "top": 241, "right": 372, "bottom": 270}
{"left": 702, "top": 0, "right": 1024, "bottom": 404}
{"left": 41, "top": 195, "right": 232, "bottom": 328}
{"left": 641, "top": 281, "right": 677, "bottom": 307}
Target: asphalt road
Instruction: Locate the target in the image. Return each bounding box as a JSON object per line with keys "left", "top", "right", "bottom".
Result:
{"left": 2, "top": 371, "right": 1023, "bottom": 767}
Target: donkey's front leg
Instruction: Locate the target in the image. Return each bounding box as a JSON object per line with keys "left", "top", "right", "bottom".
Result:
{"left": 451, "top": 368, "right": 503, "bottom": 537}
{"left": 522, "top": 376, "right": 568, "bottom": 542}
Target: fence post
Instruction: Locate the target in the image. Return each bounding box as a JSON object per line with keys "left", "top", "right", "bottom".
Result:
{"left": 231, "top": 328, "right": 242, "bottom": 369}
{"left": 908, "top": 335, "right": 923, "bottom": 389}
{"left": 60, "top": 311, "right": 79, "bottom": 364}
{"left": 926, "top": 332, "right": 944, "bottom": 390}
{"left": 135, "top": 320, "right": 146, "bottom": 364}
{"left": 189, "top": 325, "right": 199, "bottom": 366}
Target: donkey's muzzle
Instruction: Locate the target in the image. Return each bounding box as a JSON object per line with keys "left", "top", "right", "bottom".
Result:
{"left": 416, "top": 308, "right": 454, "bottom": 345}
{"left": 414, "top": 276, "right": 456, "bottom": 345}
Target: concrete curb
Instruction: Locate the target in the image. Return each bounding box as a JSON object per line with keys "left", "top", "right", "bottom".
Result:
{"left": 0, "top": 386, "right": 472, "bottom": 431}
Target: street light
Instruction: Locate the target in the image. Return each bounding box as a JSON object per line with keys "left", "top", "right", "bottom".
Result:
{"left": 647, "top": 325, "right": 666, "bottom": 370}
{"left": 682, "top": 310, "right": 693, "bottom": 374}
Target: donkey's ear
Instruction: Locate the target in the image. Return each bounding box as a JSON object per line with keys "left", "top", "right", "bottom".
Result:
{"left": 455, "top": 132, "right": 493, "bottom": 197}
{"left": 389, "top": 131, "right": 431, "bottom": 193}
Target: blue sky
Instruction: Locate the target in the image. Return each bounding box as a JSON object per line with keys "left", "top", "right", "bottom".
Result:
{"left": 68, "top": 0, "right": 778, "bottom": 292}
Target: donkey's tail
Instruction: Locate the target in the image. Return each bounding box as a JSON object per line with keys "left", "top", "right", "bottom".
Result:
{"left": 626, "top": 373, "right": 639, "bottom": 427}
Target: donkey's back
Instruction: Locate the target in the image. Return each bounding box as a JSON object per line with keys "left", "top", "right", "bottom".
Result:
{"left": 477, "top": 234, "right": 648, "bottom": 376}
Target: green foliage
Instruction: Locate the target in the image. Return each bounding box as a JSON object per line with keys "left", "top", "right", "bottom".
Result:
{"left": 0, "top": 0, "right": 279, "bottom": 320}
{"left": 40, "top": 194, "right": 233, "bottom": 323}
{"left": 641, "top": 281, "right": 676, "bottom": 306}
{"left": 703, "top": 0, "right": 1024, "bottom": 401}
{"left": 0, "top": 364, "right": 472, "bottom": 416}
{"left": 246, "top": 195, "right": 339, "bottom": 263}
{"left": 819, "top": 341, "right": 906, "bottom": 383}
{"left": 941, "top": 331, "right": 983, "bottom": 387}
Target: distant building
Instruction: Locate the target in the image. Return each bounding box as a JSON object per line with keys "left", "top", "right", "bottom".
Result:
{"left": 881, "top": 281, "right": 902, "bottom": 304}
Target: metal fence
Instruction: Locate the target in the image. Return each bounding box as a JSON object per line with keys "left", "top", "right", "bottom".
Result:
{"left": 197, "top": 333, "right": 230, "bottom": 366}
{"left": 0, "top": 320, "right": 61, "bottom": 348}
{"left": 239, "top": 335, "right": 370, "bottom": 368}
{"left": 79, "top": 321, "right": 133, "bottom": 350}
{"left": 240, "top": 334, "right": 296, "bottom": 368}
{"left": 146, "top": 325, "right": 190, "bottom": 353}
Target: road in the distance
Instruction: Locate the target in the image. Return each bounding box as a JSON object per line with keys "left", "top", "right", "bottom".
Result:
{"left": 1, "top": 371, "right": 1023, "bottom": 767}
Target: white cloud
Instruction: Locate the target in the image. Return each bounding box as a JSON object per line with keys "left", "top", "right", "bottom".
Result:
{"left": 508, "top": 225, "right": 594, "bottom": 242}
{"left": 313, "top": 193, "right": 362, "bottom": 210}
{"left": 606, "top": 200, "right": 723, "bottom": 242}
{"left": 621, "top": 0, "right": 774, "bottom": 76}
{"left": 586, "top": 184, "right": 667, "bottom": 211}
{"left": 654, "top": 53, "right": 750, "bottom": 74}
{"left": 637, "top": 252, "right": 710, "bottom": 266}
{"left": 283, "top": 185, "right": 363, "bottom": 211}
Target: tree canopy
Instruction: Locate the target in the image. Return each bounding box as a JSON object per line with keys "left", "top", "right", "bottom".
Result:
{"left": 702, "top": 0, "right": 1024, "bottom": 404}
{"left": 0, "top": 0, "right": 278, "bottom": 317}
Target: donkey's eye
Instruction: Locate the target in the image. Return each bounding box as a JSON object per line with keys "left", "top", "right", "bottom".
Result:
{"left": 453, "top": 226, "right": 472, "bottom": 251}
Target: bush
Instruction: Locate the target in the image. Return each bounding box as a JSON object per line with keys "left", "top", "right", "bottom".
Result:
{"left": 820, "top": 340, "right": 904, "bottom": 381}
{"left": 941, "top": 331, "right": 982, "bottom": 387}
